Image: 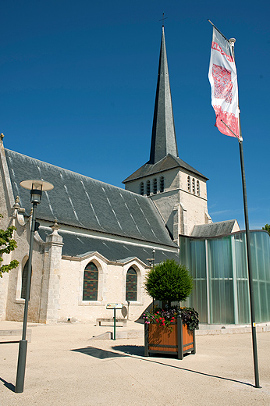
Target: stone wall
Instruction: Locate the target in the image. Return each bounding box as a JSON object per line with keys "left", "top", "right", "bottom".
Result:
{"left": 57, "top": 254, "right": 152, "bottom": 323}
{"left": 124, "top": 166, "right": 211, "bottom": 239}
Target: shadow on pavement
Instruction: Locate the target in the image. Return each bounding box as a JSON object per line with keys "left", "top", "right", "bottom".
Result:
{"left": 112, "top": 344, "right": 144, "bottom": 356}
{"left": 112, "top": 344, "right": 255, "bottom": 388}
{"left": 72, "top": 346, "right": 126, "bottom": 359}
{"left": 72, "top": 344, "right": 255, "bottom": 388}
{"left": 0, "top": 376, "right": 15, "bottom": 392}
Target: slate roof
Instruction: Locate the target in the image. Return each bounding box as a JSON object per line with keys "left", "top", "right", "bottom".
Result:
{"left": 4, "top": 148, "right": 176, "bottom": 248}
{"left": 123, "top": 154, "right": 208, "bottom": 183}
{"left": 39, "top": 228, "right": 178, "bottom": 263}
{"left": 191, "top": 220, "right": 238, "bottom": 238}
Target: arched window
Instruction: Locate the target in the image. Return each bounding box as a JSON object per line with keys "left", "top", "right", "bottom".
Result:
{"left": 21, "top": 259, "right": 32, "bottom": 300}
{"left": 146, "top": 180, "right": 151, "bottom": 196}
{"left": 126, "top": 267, "right": 137, "bottom": 301}
{"left": 140, "top": 182, "right": 144, "bottom": 195}
{"left": 160, "top": 176, "right": 165, "bottom": 193}
{"left": 83, "top": 262, "right": 98, "bottom": 301}
{"left": 192, "top": 178, "right": 195, "bottom": 194}
{"left": 153, "top": 178, "right": 157, "bottom": 194}
{"left": 197, "top": 180, "right": 200, "bottom": 196}
{"left": 187, "top": 176, "right": 191, "bottom": 192}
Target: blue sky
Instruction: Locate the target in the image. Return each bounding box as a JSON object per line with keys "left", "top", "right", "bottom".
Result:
{"left": 1, "top": 0, "right": 269, "bottom": 230}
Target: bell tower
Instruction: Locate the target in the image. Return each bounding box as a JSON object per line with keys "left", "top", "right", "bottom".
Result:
{"left": 123, "top": 27, "right": 211, "bottom": 241}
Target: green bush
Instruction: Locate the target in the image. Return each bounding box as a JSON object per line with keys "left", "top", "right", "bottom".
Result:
{"left": 0, "top": 214, "right": 19, "bottom": 277}
{"left": 145, "top": 259, "right": 193, "bottom": 305}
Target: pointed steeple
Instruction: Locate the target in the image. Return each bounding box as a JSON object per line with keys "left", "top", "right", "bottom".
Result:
{"left": 149, "top": 26, "right": 178, "bottom": 164}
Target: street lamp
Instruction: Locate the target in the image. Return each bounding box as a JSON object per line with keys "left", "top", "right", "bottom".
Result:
{"left": 15, "top": 180, "right": 54, "bottom": 393}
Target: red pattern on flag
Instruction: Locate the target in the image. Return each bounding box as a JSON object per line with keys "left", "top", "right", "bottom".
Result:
{"left": 212, "top": 64, "right": 232, "bottom": 104}
{"left": 213, "top": 105, "right": 239, "bottom": 138}
{"left": 211, "top": 41, "right": 234, "bottom": 62}
{"left": 208, "top": 27, "right": 241, "bottom": 139}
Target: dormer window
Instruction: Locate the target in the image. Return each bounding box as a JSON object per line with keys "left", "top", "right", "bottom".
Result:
{"left": 140, "top": 182, "right": 144, "bottom": 195}
{"left": 153, "top": 178, "right": 157, "bottom": 194}
{"left": 160, "top": 176, "right": 164, "bottom": 193}
{"left": 146, "top": 180, "right": 151, "bottom": 196}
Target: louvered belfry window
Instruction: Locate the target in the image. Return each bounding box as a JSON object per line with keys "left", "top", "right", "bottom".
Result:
{"left": 126, "top": 267, "right": 137, "bottom": 301}
{"left": 83, "top": 262, "right": 98, "bottom": 301}
{"left": 187, "top": 176, "right": 191, "bottom": 192}
{"left": 146, "top": 180, "right": 151, "bottom": 196}
{"left": 160, "top": 176, "right": 164, "bottom": 192}
{"left": 153, "top": 178, "right": 157, "bottom": 194}
{"left": 197, "top": 180, "right": 200, "bottom": 196}
{"left": 140, "top": 182, "right": 144, "bottom": 195}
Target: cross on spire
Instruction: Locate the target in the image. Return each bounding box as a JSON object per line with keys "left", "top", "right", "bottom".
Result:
{"left": 159, "top": 12, "right": 168, "bottom": 27}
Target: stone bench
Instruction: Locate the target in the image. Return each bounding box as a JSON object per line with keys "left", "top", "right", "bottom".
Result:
{"left": 96, "top": 318, "right": 127, "bottom": 327}
{"left": 0, "top": 329, "right": 32, "bottom": 343}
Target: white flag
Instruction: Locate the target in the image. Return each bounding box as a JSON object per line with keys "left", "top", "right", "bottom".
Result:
{"left": 208, "top": 27, "right": 241, "bottom": 139}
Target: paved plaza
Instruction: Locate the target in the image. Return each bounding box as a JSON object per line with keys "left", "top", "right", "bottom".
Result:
{"left": 0, "top": 320, "right": 269, "bottom": 406}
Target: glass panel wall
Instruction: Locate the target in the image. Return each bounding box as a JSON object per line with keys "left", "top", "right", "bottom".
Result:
{"left": 179, "top": 231, "right": 270, "bottom": 324}
{"left": 208, "top": 237, "right": 234, "bottom": 324}
{"left": 180, "top": 238, "right": 208, "bottom": 322}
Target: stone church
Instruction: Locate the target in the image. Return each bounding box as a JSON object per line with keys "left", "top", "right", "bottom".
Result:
{"left": 0, "top": 27, "right": 239, "bottom": 324}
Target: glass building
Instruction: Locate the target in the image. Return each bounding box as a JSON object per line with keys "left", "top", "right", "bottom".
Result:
{"left": 180, "top": 230, "right": 270, "bottom": 324}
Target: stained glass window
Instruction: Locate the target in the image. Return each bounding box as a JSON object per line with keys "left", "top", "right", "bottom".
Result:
{"left": 83, "top": 262, "right": 98, "bottom": 301}
{"left": 126, "top": 267, "right": 137, "bottom": 301}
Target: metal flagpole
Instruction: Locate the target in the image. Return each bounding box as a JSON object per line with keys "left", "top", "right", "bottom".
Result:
{"left": 228, "top": 38, "right": 260, "bottom": 389}
{"left": 208, "top": 21, "right": 260, "bottom": 387}
{"left": 238, "top": 138, "right": 260, "bottom": 388}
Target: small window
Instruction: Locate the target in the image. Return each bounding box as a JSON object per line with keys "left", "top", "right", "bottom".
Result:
{"left": 192, "top": 178, "right": 195, "bottom": 194}
{"left": 197, "top": 180, "right": 200, "bottom": 196}
{"left": 187, "top": 176, "right": 191, "bottom": 192}
{"left": 153, "top": 178, "right": 157, "bottom": 194}
{"left": 160, "top": 176, "right": 165, "bottom": 193}
{"left": 83, "top": 262, "right": 98, "bottom": 301}
{"left": 21, "top": 259, "right": 32, "bottom": 300}
{"left": 146, "top": 180, "right": 151, "bottom": 196}
{"left": 126, "top": 267, "right": 137, "bottom": 301}
{"left": 140, "top": 182, "right": 144, "bottom": 195}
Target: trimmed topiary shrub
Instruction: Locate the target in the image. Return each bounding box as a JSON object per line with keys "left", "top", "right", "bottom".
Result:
{"left": 145, "top": 259, "right": 193, "bottom": 306}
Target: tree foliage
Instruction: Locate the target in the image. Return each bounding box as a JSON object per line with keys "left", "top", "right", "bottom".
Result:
{"left": 262, "top": 224, "right": 270, "bottom": 236}
{"left": 145, "top": 259, "right": 193, "bottom": 304}
{"left": 0, "top": 214, "right": 19, "bottom": 277}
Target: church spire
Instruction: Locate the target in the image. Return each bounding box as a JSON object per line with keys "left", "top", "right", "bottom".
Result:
{"left": 149, "top": 26, "right": 178, "bottom": 164}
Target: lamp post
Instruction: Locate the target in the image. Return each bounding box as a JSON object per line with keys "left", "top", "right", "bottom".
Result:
{"left": 15, "top": 180, "right": 54, "bottom": 393}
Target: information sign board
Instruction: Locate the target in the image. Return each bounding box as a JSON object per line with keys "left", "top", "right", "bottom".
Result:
{"left": 106, "top": 303, "right": 123, "bottom": 309}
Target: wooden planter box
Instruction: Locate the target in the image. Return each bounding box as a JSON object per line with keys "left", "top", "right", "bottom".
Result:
{"left": 144, "top": 315, "right": 196, "bottom": 359}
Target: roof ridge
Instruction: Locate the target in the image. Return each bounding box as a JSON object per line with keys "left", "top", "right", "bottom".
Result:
{"left": 5, "top": 148, "right": 147, "bottom": 197}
